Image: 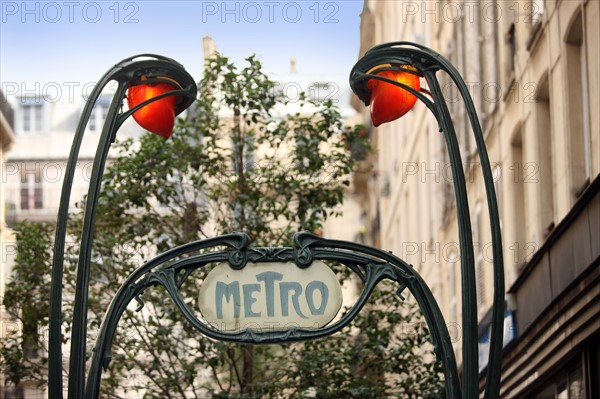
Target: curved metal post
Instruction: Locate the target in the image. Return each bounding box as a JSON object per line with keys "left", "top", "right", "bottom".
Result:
{"left": 69, "top": 78, "right": 197, "bottom": 399}
{"left": 47, "top": 54, "right": 196, "bottom": 399}
{"left": 48, "top": 61, "right": 128, "bottom": 399}
{"left": 435, "top": 57, "right": 506, "bottom": 399}
{"left": 67, "top": 81, "right": 128, "bottom": 398}
{"left": 350, "top": 42, "right": 505, "bottom": 398}
{"left": 426, "top": 73, "right": 478, "bottom": 397}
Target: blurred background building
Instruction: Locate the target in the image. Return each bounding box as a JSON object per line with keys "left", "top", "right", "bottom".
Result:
{"left": 351, "top": 1, "right": 599, "bottom": 397}
{"left": 3, "top": 94, "right": 142, "bottom": 227}
{"left": 1, "top": 89, "right": 16, "bottom": 396}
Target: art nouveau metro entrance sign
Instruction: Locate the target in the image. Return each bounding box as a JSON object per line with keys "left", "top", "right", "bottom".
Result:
{"left": 86, "top": 231, "right": 463, "bottom": 396}
{"left": 199, "top": 261, "right": 343, "bottom": 332}
{"left": 51, "top": 43, "right": 505, "bottom": 399}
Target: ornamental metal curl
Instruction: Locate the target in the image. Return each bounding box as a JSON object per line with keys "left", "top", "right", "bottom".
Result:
{"left": 84, "top": 231, "right": 461, "bottom": 399}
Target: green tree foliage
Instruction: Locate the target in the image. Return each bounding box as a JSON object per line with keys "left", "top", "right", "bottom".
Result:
{"left": 0, "top": 222, "right": 53, "bottom": 392}
{"left": 1, "top": 53, "right": 444, "bottom": 398}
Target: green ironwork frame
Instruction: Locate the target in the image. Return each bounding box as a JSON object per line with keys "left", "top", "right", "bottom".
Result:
{"left": 349, "top": 42, "right": 505, "bottom": 399}
{"left": 47, "top": 42, "right": 504, "bottom": 399}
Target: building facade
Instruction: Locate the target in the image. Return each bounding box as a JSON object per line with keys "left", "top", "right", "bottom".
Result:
{"left": 353, "top": 1, "right": 599, "bottom": 397}
{"left": 1, "top": 90, "right": 17, "bottom": 397}
{"left": 0, "top": 90, "right": 16, "bottom": 316}
{"left": 3, "top": 94, "right": 142, "bottom": 227}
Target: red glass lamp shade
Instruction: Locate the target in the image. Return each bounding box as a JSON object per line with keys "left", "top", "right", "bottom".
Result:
{"left": 127, "top": 78, "right": 179, "bottom": 138}
{"left": 367, "top": 65, "right": 421, "bottom": 127}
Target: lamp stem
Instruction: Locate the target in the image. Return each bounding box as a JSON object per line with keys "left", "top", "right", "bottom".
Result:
{"left": 426, "top": 48, "right": 506, "bottom": 396}
{"left": 426, "top": 73, "right": 479, "bottom": 398}
{"left": 445, "top": 65, "right": 505, "bottom": 399}
{"left": 48, "top": 66, "right": 125, "bottom": 399}
{"left": 67, "top": 82, "right": 128, "bottom": 399}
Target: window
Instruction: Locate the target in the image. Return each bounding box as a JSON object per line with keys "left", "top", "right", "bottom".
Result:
{"left": 493, "top": 164, "right": 503, "bottom": 228}
{"left": 503, "top": 21, "right": 516, "bottom": 86}
{"left": 511, "top": 128, "right": 526, "bottom": 269}
{"left": 20, "top": 167, "right": 43, "bottom": 210}
{"left": 527, "top": 336, "right": 600, "bottom": 398}
{"left": 474, "top": 201, "right": 485, "bottom": 311}
{"left": 21, "top": 102, "right": 43, "bottom": 133}
{"left": 447, "top": 20, "right": 473, "bottom": 157}
{"left": 532, "top": 358, "right": 586, "bottom": 399}
{"left": 564, "top": 10, "right": 592, "bottom": 197}
{"left": 559, "top": 368, "right": 584, "bottom": 399}
{"left": 482, "top": 0, "right": 500, "bottom": 119}
{"left": 88, "top": 95, "right": 111, "bottom": 132}
{"left": 535, "top": 74, "right": 554, "bottom": 236}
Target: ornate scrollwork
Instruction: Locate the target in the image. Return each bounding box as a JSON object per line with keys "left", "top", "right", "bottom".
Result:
{"left": 134, "top": 293, "right": 145, "bottom": 312}
{"left": 294, "top": 247, "right": 313, "bottom": 268}
{"left": 293, "top": 231, "right": 322, "bottom": 268}
{"left": 248, "top": 247, "right": 290, "bottom": 262}
{"left": 225, "top": 231, "right": 252, "bottom": 269}
{"left": 228, "top": 249, "right": 247, "bottom": 269}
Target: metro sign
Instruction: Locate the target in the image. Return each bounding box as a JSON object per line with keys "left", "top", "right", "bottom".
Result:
{"left": 199, "top": 261, "right": 343, "bottom": 332}
{"left": 87, "top": 230, "right": 471, "bottom": 396}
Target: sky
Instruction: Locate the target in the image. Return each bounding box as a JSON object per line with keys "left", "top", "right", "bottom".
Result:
{"left": 0, "top": 0, "right": 365, "bottom": 105}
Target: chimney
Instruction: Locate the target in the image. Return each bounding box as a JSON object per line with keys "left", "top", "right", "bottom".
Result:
{"left": 202, "top": 35, "right": 217, "bottom": 61}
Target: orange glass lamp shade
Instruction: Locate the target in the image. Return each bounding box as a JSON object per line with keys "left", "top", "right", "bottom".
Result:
{"left": 127, "top": 78, "right": 179, "bottom": 138}
{"left": 367, "top": 65, "right": 420, "bottom": 127}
